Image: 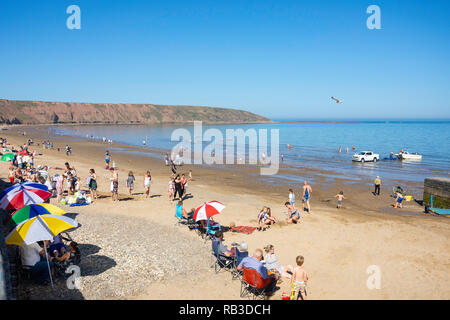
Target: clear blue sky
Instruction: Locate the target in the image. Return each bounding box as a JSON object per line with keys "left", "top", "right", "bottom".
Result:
{"left": 0, "top": 0, "right": 449, "bottom": 120}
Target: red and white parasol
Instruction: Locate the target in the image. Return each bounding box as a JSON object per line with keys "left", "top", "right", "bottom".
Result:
{"left": 193, "top": 201, "right": 225, "bottom": 221}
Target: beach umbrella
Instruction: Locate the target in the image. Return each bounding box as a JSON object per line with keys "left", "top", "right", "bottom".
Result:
{"left": 5, "top": 203, "right": 66, "bottom": 227}
{"left": 193, "top": 201, "right": 225, "bottom": 221}
{"left": 1, "top": 153, "right": 14, "bottom": 161}
{"left": 17, "top": 149, "right": 28, "bottom": 155}
{"left": 0, "top": 182, "right": 52, "bottom": 210}
{"left": 5, "top": 214, "right": 79, "bottom": 288}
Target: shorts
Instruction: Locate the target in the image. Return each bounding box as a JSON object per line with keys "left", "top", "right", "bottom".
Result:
{"left": 303, "top": 196, "right": 310, "bottom": 202}
{"left": 290, "top": 210, "right": 300, "bottom": 220}
{"left": 338, "top": 200, "right": 342, "bottom": 206}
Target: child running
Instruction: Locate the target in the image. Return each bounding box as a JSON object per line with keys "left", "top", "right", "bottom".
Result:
{"left": 335, "top": 191, "right": 345, "bottom": 209}
{"left": 291, "top": 255, "right": 309, "bottom": 300}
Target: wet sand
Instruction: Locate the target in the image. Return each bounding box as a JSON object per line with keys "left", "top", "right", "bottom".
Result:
{"left": 1, "top": 126, "right": 449, "bottom": 299}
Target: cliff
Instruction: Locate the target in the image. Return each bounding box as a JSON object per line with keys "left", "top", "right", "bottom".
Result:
{"left": 0, "top": 99, "right": 271, "bottom": 125}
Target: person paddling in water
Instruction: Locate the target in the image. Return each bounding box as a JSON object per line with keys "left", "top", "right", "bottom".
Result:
{"left": 302, "top": 181, "right": 312, "bottom": 214}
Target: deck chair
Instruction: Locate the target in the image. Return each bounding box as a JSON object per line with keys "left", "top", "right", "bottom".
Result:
{"left": 240, "top": 268, "right": 272, "bottom": 300}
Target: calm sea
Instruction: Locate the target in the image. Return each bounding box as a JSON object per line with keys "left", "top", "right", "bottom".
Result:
{"left": 48, "top": 121, "right": 450, "bottom": 189}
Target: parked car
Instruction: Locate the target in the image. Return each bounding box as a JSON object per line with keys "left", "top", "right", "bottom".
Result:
{"left": 352, "top": 151, "right": 379, "bottom": 163}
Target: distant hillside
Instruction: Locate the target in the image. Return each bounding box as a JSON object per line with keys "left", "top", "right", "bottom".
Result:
{"left": 0, "top": 99, "right": 271, "bottom": 125}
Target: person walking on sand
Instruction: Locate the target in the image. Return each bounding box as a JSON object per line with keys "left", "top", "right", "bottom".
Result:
{"left": 168, "top": 178, "right": 175, "bottom": 202}
{"left": 56, "top": 174, "right": 65, "bottom": 202}
{"left": 290, "top": 255, "right": 309, "bottom": 300}
{"left": 289, "top": 189, "right": 295, "bottom": 206}
{"left": 143, "top": 170, "right": 152, "bottom": 198}
{"left": 374, "top": 176, "right": 381, "bottom": 196}
{"left": 302, "top": 181, "right": 312, "bottom": 213}
{"left": 110, "top": 167, "right": 119, "bottom": 201}
{"left": 88, "top": 169, "right": 98, "bottom": 200}
{"left": 174, "top": 174, "right": 183, "bottom": 200}
{"left": 335, "top": 191, "right": 345, "bottom": 209}
{"left": 105, "top": 151, "right": 111, "bottom": 169}
{"left": 127, "top": 171, "right": 136, "bottom": 195}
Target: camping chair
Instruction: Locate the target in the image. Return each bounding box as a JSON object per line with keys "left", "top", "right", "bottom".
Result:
{"left": 203, "top": 217, "right": 221, "bottom": 243}
{"left": 240, "top": 268, "right": 271, "bottom": 300}
{"left": 211, "top": 240, "right": 238, "bottom": 278}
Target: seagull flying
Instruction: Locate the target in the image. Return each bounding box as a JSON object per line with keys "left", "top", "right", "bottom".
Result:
{"left": 331, "top": 96, "right": 343, "bottom": 104}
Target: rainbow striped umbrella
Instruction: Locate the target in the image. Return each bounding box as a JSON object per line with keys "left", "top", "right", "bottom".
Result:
{"left": 5, "top": 214, "right": 79, "bottom": 288}
{"left": 5, "top": 203, "right": 66, "bottom": 227}
{"left": 5, "top": 214, "right": 79, "bottom": 246}
{"left": 0, "top": 182, "right": 52, "bottom": 210}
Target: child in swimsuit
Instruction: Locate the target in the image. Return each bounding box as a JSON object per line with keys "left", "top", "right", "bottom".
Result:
{"left": 291, "top": 255, "right": 309, "bottom": 300}
{"left": 335, "top": 191, "right": 345, "bottom": 209}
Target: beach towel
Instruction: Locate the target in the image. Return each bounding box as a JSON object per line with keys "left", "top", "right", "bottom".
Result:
{"left": 230, "top": 226, "right": 258, "bottom": 234}
{"left": 69, "top": 202, "right": 89, "bottom": 207}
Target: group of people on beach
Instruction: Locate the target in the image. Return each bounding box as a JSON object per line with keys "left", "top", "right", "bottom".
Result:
{"left": 212, "top": 231, "right": 309, "bottom": 300}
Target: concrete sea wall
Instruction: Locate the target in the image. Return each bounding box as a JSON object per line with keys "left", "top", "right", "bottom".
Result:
{"left": 423, "top": 177, "right": 450, "bottom": 208}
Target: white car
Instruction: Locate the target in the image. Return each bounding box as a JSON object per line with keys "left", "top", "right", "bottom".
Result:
{"left": 352, "top": 151, "right": 379, "bottom": 163}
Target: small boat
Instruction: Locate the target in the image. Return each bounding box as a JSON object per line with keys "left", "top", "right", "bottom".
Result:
{"left": 395, "top": 151, "right": 422, "bottom": 161}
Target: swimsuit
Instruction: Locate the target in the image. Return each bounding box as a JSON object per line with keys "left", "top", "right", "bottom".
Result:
{"left": 144, "top": 176, "right": 151, "bottom": 188}
{"left": 304, "top": 188, "right": 310, "bottom": 202}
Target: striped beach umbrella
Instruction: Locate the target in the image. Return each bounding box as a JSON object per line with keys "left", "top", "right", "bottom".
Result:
{"left": 0, "top": 182, "right": 52, "bottom": 210}
{"left": 1, "top": 153, "right": 14, "bottom": 161}
{"left": 5, "top": 214, "right": 79, "bottom": 288}
{"left": 193, "top": 201, "right": 225, "bottom": 221}
{"left": 5, "top": 203, "right": 66, "bottom": 227}
{"left": 5, "top": 214, "right": 79, "bottom": 246}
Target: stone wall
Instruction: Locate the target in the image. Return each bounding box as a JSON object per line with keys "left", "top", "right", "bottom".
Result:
{"left": 423, "top": 177, "right": 450, "bottom": 208}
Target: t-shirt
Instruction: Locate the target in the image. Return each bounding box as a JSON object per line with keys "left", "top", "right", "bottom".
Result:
{"left": 218, "top": 242, "right": 230, "bottom": 258}
{"left": 374, "top": 178, "right": 381, "bottom": 185}
{"left": 20, "top": 243, "right": 42, "bottom": 267}
{"left": 238, "top": 256, "right": 269, "bottom": 279}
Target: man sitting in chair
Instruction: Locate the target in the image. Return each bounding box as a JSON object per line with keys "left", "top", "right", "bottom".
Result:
{"left": 237, "top": 248, "right": 279, "bottom": 294}
{"left": 212, "top": 230, "right": 234, "bottom": 261}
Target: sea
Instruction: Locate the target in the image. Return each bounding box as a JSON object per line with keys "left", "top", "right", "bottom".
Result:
{"left": 47, "top": 121, "right": 450, "bottom": 191}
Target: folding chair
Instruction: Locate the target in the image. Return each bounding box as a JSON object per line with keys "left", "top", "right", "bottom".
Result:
{"left": 211, "top": 240, "right": 237, "bottom": 277}
{"left": 203, "top": 218, "right": 221, "bottom": 243}
{"left": 240, "top": 268, "right": 271, "bottom": 300}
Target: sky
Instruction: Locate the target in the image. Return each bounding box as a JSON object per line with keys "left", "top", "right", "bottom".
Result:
{"left": 0, "top": 0, "right": 449, "bottom": 120}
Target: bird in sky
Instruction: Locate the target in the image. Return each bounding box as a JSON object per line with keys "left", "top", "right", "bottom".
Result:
{"left": 331, "top": 96, "right": 343, "bottom": 104}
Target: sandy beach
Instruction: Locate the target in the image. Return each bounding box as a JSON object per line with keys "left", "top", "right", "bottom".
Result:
{"left": 1, "top": 126, "right": 449, "bottom": 300}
